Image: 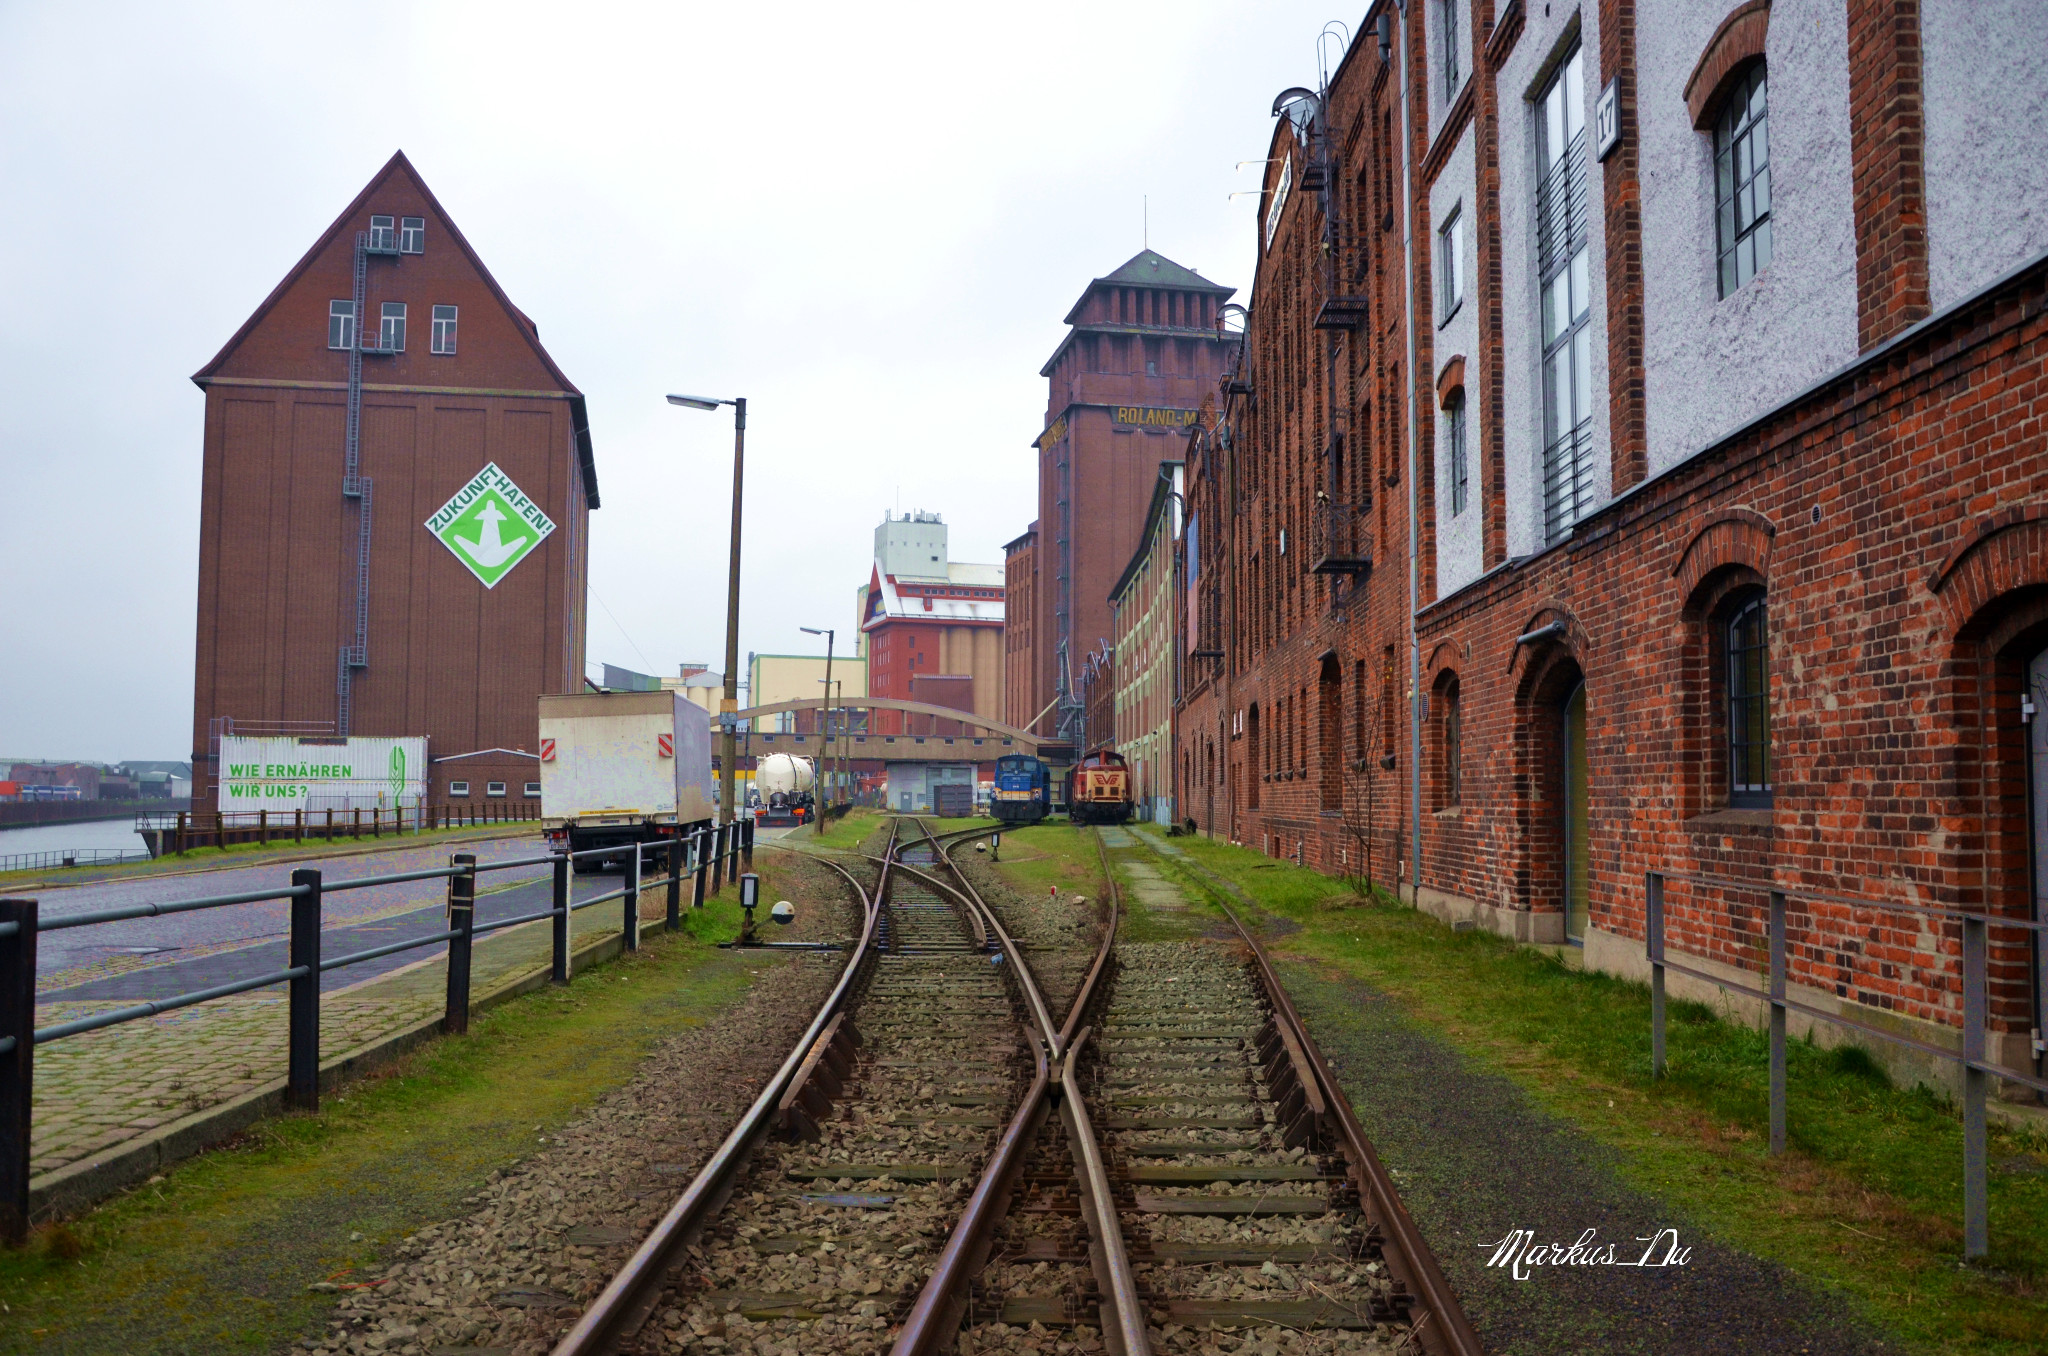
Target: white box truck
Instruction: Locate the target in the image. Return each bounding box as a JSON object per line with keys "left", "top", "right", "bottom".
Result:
{"left": 538, "top": 691, "right": 715, "bottom": 870}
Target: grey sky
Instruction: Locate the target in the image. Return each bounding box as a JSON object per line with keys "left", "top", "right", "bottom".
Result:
{"left": 0, "top": 0, "right": 1347, "bottom": 763}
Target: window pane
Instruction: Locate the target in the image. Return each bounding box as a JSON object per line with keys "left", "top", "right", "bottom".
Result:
{"left": 1545, "top": 85, "right": 1565, "bottom": 165}
{"left": 1563, "top": 51, "right": 1584, "bottom": 141}
{"left": 1572, "top": 329, "right": 1591, "bottom": 425}
{"left": 1569, "top": 247, "right": 1589, "bottom": 322}
{"left": 1753, "top": 217, "right": 1773, "bottom": 274}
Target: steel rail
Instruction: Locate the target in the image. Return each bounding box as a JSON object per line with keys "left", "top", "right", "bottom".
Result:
{"left": 889, "top": 825, "right": 1132, "bottom": 1356}
{"left": 1197, "top": 859, "right": 1485, "bottom": 1356}
{"left": 546, "top": 821, "right": 899, "bottom": 1356}
{"left": 885, "top": 847, "right": 1057, "bottom": 1050}
{"left": 1060, "top": 1024, "right": 1151, "bottom": 1356}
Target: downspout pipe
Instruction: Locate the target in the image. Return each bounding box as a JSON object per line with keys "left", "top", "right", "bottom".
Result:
{"left": 1397, "top": 0, "right": 1423, "bottom": 908}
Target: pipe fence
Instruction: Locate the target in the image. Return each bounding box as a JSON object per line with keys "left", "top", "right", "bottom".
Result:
{"left": 0, "top": 818, "right": 754, "bottom": 1242}
{"left": 138, "top": 804, "right": 544, "bottom": 854}
{"left": 1645, "top": 869, "right": 2048, "bottom": 1259}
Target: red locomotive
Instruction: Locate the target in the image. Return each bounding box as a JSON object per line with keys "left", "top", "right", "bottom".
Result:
{"left": 1064, "top": 748, "right": 1133, "bottom": 825}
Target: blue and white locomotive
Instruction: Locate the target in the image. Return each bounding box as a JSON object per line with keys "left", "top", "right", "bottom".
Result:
{"left": 990, "top": 753, "right": 1052, "bottom": 824}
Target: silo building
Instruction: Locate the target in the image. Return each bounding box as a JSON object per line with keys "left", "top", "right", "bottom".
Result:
{"left": 188, "top": 151, "right": 596, "bottom": 813}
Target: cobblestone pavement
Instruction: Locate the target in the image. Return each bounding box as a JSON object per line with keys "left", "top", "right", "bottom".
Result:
{"left": 30, "top": 893, "right": 648, "bottom": 1179}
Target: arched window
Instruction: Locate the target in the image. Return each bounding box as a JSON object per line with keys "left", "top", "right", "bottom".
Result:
{"left": 1445, "top": 388, "right": 1468, "bottom": 517}
{"left": 1441, "top": 679, "right": 1462, "bottom": 807}
{"left": 1726, "top": 593, "right": 1772, "bottom": 807}
{"left": 1714, "top": 63, "right": 1771, "bottom": 297}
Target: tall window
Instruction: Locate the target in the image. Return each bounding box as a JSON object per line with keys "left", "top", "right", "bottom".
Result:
{"left": 1446, "top": 388, "right": 1469, "bottom": 516}
{"left": 1439, "top": 208, "right": 1465, "bottom": 320}
{"left": 431, "top": 304, "right": 458, "bottom": 355}
{"left": 399, "top": 216, "right": 426, "bottom": 254}
{"left": 1714, "top": 63, "right": 1771, "bottom": 298}
{"left": 378, "top": 302, "right": 407, "bottom": 352}
{"left": 1727, "top": 594, "right": 1772, "bottom": 807}
{"left": 368, "top": 214, "right": 397, "bottom": 251}
{"left": 327, "top": 300, "right": 356, "bottom": 350}
{"left": 1441, "top": 0, "right": 1461, "bottom": 100}
{"left": 1537, "top": 44, "right": 1595, "bottom": 545}
{"left": 1442, "top": 680, "right": 1462, "bottom": 806}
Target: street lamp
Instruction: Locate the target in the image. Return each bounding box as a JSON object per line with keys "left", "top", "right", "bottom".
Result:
{"left": 799, "top": 626, "right": 835, "bottom": 823}
{"left": 667, "top": 392, "right": 747, "bottom": 827}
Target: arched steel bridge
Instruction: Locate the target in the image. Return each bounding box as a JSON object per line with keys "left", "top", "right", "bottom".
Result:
{"left": 713, "top": 696, "right": 1044, "bottom": 760}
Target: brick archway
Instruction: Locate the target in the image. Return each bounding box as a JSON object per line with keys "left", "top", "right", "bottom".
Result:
{"left": 1671, "top": 508, "right": 1775, "bottom": 606}
{"left": 1684, "top": 1, "right": 1771, "bottom": 130}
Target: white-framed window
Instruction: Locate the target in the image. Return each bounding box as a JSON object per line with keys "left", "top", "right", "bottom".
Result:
{"left": 1714, "top": 64, "right": 1771, "bottom": 298}
{"left": 380, "top": 301, "right": 406, "bottom": 352}
{"left": 448, "top": 780, "right": 470, "bottom": 798}
{"left": 1536, "top": 43, "right": 1595, "bottom": 545}
{"left": 1446, "top": 388, "right": 1469, "bottom": 516}
{"left": 487, "top": 781, "right": 507, "bottom": 797}
{"left": 328, "top": 300, "right": 356, "bottom": 351}
{"left": 431, "top": 304, "right": 457, "bottom": 355}
{"left": 1441, "top": 0, "right": 1461, "bottom": 101}
{"left": 368, "top": 214, "right": 397, "bottom": 251}
{"left": 1438, "top": 208, "right": 1465, "bottom": 321}
{"left": 523, "top": 781, "right": 542, "bottom": 798}
{"left": 399, "top": 216, "right": 425, "bottom": 254}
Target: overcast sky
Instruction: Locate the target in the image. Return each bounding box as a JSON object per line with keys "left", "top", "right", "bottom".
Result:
{"left": 0, "top": 0, "right": 1351, "bottom": 763}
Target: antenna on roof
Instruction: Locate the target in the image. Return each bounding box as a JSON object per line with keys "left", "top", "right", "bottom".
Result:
{"left": 1143, "top": 195, "right": 1148, "bottom": 250}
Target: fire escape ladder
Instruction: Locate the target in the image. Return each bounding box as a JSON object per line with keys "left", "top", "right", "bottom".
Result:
{"left": 338, "top": 227, "right": 398, "bottom": 734}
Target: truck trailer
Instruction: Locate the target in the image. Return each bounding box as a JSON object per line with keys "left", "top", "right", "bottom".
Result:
{"left": 538, "top": 691, "right": 715, "bottom": 870}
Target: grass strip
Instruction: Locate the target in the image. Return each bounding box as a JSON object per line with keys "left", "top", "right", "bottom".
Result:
{"left": 1142, "top": 828, "right": 2048, "bottom": 1355}
{"left": 0, "top": 883, "right": 776, "bottom": 1356}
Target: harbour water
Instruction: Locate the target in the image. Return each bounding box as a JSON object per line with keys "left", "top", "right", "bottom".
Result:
{"left": 0, "top": 818, "right": 150, "bottom": 857}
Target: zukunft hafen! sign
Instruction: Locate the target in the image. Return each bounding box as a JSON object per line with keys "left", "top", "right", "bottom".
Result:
{"left": 217, "top": 736, "right": 428, "bottom": 812}
{"left": 426, "top": 462, "right": 556, "bottom": 588}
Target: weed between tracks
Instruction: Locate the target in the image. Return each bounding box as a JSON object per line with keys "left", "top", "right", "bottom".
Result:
{"left": 992, "top": 823, "right": 2048, "bottom": 1356}
{"left": 0, "top": 867, "right": 822, "bottom": 1356}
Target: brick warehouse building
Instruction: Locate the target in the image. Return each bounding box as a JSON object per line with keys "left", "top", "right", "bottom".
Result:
{"left": 1006, "top": 252, "right": 1236, "bottom": 741}
{"left": 1179, "top": 0, "right": 2047, "bottom": 1096}
{"left": 189, "top": 151, "right": 596, "bottom": 807}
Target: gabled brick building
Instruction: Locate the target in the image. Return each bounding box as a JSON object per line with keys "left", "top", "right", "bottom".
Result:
{"left": 189, "top": 151, "right": 596, "bottom": 807}
{"left": 1182, "top": 1, "right": 2048, "bottom": 1097}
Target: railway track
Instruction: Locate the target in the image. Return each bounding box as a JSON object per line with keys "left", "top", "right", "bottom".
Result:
{"left": 549, "top": 819, "right": 1479, "bottom": 1356}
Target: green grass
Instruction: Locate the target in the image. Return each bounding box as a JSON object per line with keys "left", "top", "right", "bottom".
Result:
{"left": 1054, "top": 826, "right": 2048, "bottom": 1354}
{"left": 979, "top": 823, "right": 1108, "bottom": 905}
{"left": 803, "top": 807, "right": 888, "bottom": 852}
{"left": 0, "top": 887, "right": 769, "bottom": 1355}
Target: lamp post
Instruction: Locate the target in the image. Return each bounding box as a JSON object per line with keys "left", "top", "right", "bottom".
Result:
{"left": 668, "top": 392, "right": 747, "bottom": 827}
{"left": 800, "top": 626, "right": 834, "bottom": 823}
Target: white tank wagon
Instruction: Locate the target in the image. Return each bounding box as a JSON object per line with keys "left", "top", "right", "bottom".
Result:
{"left": 753, "top": 752, "right": 816, "bottom": 826}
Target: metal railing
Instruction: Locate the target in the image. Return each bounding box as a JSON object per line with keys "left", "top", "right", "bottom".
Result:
{"left": 0, "top": 849, "right": 153, "bottom": 875}
{"left": 1309, "top": 499, "right": 1373, "bottom": 575}
{"left": 1645, "top": 870, "right": 2048, "bottom": 1259}
{"left": 138, "top": 804, "right": 542, "bottom": 854}
{"left": 0, "top": 818, "right": 750, "bottom": 1241}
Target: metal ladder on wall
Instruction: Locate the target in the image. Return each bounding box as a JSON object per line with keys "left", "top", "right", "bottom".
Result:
{"left": 337, "top": 227, "right": 399, "bottom": 735}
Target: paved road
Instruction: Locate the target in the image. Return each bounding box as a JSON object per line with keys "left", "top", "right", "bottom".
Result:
{"left": 37, "top": 871, "right": 647, "bottom": 1002}
{"left": 33, "top": 835, "right": 579, "bottom": 987}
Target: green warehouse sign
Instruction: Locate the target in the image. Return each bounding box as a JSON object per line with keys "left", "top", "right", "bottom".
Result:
{"left": 425, "top": 462, "right": 556, "bottom": 588}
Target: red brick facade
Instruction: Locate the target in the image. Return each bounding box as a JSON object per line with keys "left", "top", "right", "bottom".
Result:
{"left": 1848, "top": 0, "right": 1931, "bottom": 347}
{"left": 189, "top": 152, "right": 593, "bottom": 807}
{"left": 1016, "top": 253, "right": 1237, "bottom": 740}
{"left": 1174, "top": 2, "right": 2048, "bottom": 1090}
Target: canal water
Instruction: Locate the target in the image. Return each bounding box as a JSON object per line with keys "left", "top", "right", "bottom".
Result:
{"left": 0, "top": 818, "right": 151, "bottom": 857}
